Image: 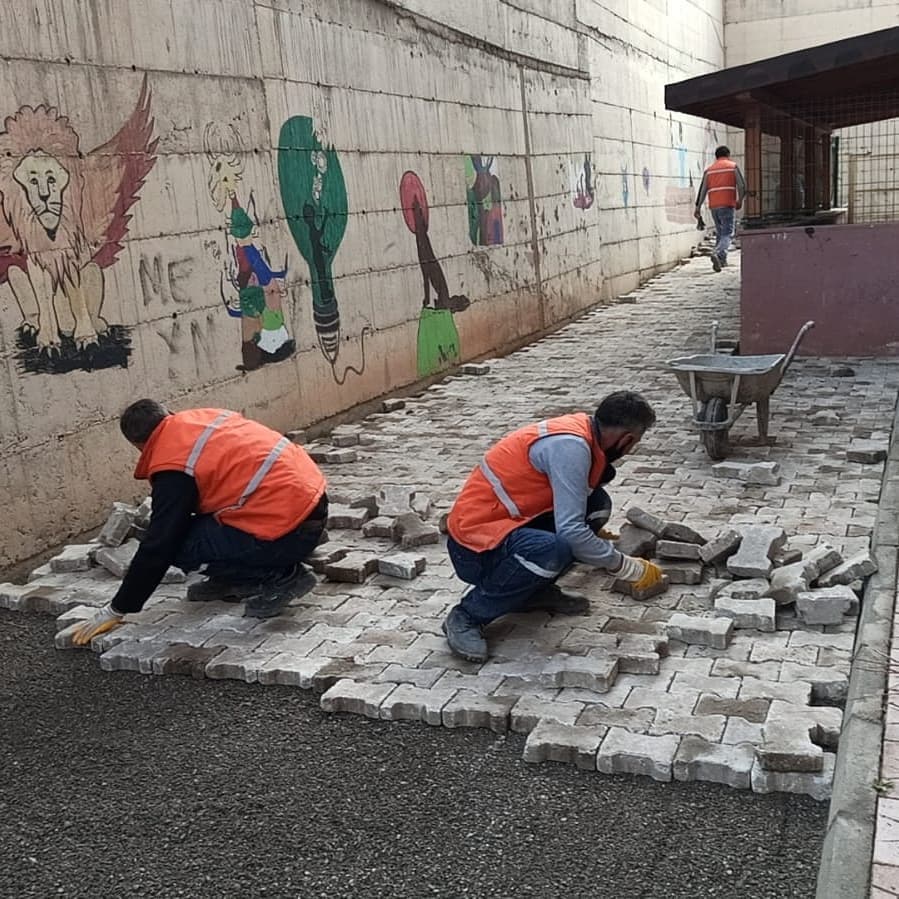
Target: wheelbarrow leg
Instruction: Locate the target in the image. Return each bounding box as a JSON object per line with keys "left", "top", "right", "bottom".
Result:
{"left": 756, "top": 397, "right": 770, "bottom": 440}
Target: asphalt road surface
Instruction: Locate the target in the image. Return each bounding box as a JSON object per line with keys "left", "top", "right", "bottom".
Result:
{"left": 0, "top": 611, "right": 826, "bottom": 899}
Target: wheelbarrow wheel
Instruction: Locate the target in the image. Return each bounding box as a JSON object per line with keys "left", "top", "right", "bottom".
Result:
{"left": 699, "top": 398, "right": 729, "bottom": 461}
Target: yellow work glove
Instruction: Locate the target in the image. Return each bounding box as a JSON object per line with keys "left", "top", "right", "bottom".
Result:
{"left": 611, "top": 554, "right": 664, "bottom": 590}
{"left": 596, "top": 528, "right": 619, "bottom": 541}
{"left": 71, "top": 604, "right": 124, "bottom": 646}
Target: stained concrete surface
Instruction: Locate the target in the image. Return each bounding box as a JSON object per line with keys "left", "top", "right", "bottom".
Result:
{"left": 1, "top": 611, "right": 825, "bottom": 898}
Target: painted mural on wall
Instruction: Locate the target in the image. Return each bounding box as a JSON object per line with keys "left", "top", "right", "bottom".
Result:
{"left": 464, "top": 155, "right": 503, "bottom": 246}
{"left": 278, "top": 116, "right": 367, "bottom": 383}
{"left": 642, "top": 167, "right": 651, "bottom": 194}
{"left": 620, "top": 162, "right": 630, "bottom": 208}
{"left": 0, "top": 77, "right": 157, "bottom": 374}
{"left": 570, "top": 155, "right": 595, "bottom": 210}
{"left": 203, "top": 122, "right": 294, "bottom": 372}
{"left": 665, "top": 115, "right": 697, "bottom": 224}
{"left": 399, "top": 171, "right": 470, "bottom": 378}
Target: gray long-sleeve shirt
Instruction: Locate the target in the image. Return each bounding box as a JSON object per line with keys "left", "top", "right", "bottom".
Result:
{"left": 528, "top": 434, "right": 623, "bottom": 571}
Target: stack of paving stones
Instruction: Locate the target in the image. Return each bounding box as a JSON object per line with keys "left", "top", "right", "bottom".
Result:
{"left": 4, "top": 255, "right": 897, "bottom": 802}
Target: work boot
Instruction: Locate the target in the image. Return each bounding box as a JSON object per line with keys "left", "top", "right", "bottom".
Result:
{"left": 243, "top": 565, "right": 317, "bottom": 619}
{"left": 442, "top": 605, "right": 488, "bottom": 663}
{"left": 524, "top": 583, "right": 590, "bottom": 616}
{"left": 711, "top": 253, "right": 722, "bottom": 272}
{"left": 186, "top": 577, "right": 258, "bottom": 603}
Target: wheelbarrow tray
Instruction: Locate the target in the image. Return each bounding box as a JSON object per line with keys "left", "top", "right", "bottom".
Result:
{"left": 668, "top": 353, "right": 786, "bottom": 405}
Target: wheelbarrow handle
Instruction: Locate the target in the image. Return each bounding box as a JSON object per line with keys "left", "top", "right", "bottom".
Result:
{"left": 780, "top": 320, "right": 815, "bottom": 375}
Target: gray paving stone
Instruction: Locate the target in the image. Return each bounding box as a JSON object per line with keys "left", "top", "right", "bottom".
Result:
{"left": 715, "top": 578, "right": 771, "bottom": 601}
{"left": 97, "top": 502, "right": 137, "bottom": 547}
{"left": 441, "top": 691, "right": 517, "bottom": 732}
{"left": 205, "top": 647, "right": 276, "bottom": 682}
{"left": 625, "top": 688, "right": 699, "bottom": 716}
{"left": 624, "top": 507, "right": 666, "bottom": 537}
{"left": 711, "top": 658, "right": 781, "bottom": 681}
{"left": 376, "top": 486, "right": 414, "bottom": 516}
{"left": 256, "top": 654, "right": 326, "bottom": 688}
{"left": 49, "top": 544, "right": 96, "bottom": 573}
{"left": 306, "top": 545, "right": 348, "bottom": 573}
{"left": 699, "top": 530, "right": 742, "bottom": 565}
{"left": 666, "top": 614, "right": 733, "bottom": 649}
{"left": 394, "top": 512, "right": 441, "bottom": 548}
{"left": 651, "top": 709, "right": 726, "bottom": 742}
{"left": 151, "top": 643, "right": 225, "bottom": 678}
{"left": 814, "top": 551, "right": 878, "bottom": 587}
{"left": 522, "top": 720, "right": 607, "bottom": 769}
{"left": 795, "top": 585, "right": 856, "bottom": 625}
{"left": 324, "top": 552, "right": 380, "bottom": 583}
{"left": 658, "top": 562, "right": 703, "bottom": 585}
{"left": 846, "top": 440, "right": 888, "bottom": 463}
{"left": 711, "top": 460, "right": 781, "bottom": 486}
{"left": 767, "top": 701, "right": 842, "bottom": 750}
{"left": 657, "top": 540, "right": 701, "bottom": 561}
{"left": 771, "top": 547, "right": 803, "bottom": 567}
{"left": 93, "top": 540, "right": 139, "bottom": 578}
{"left": 576, "top": 705, "right": 654, "bottom": 731}
{"left": 373, "top": 665, "right": 444, "bottom": 688}
{"left": 597, "top": 728, "right": 680, "bottom": 782}
{"left": 411, "top": 492, "right": 432, "bottom": 518}
{"left": 379, "top": 684, "right": 459, "bottom": 725}
{"left": 612, "top": 575, "right": 671, "bottom": 600}
{"left": 381, "top": 398, "right": 406, "bottom": 413}
{"left": 766, "top": 558, "right": 819, "bottom": 606}
{"left": 661, "top": 522, "right": 707, "bottom": 545}
{"left": 362, "top": 517, "right": 397, "bottom": 539}
{"left": 738, "top": 677, "right": 812, "bottom": 706}
{"left": 510, "top": 697, "right": 584, "bottom": 733}
{"left": 309, "top": 447, "right": 358, "bottom": 464}
{"left": 540, "top": 654, "right": 618, "bottom": 693}
{"left": 727, "top": 526, "right": 787, "bottom": 578}
{"left": 321, "top": 678, "right": 397, "bottom": 718}
{"left": 713, "top": 596, "right": 775, "bottom": 631}
{"left": 617, "top": 524, "right": 657, "bottom": 558}
{"left": 750, "top": 753, "right": 835, "bottom": 801}
{"left": 779, "top": 662, "right": 849, "bottom": 705}
{"left": 674, "top": 736, "right": 755, "bottom": 788}
{"left": 721, "top": 717, "right": 763, "bottom": 745}
{"left": 671, "top": 672, "right": 740, "bottom": 699}
{"left": 326, "top": 505, "right": 370, "bottom": 529}
{"left": 377, "top": 553, "right": 427, "bottom": 580}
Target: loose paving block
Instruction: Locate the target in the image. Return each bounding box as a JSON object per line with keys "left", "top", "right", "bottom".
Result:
{"left": 597, "top": 727, "right": 680, "bottom": 782}
{"left": 609, "top": 645, "right": 660, "bottom": 675}
{"left": 382, "top": 398, "right": 406, "bottom": 412}
{"left": 656, "top": 540, "right": 701, "bottom": 561}
{"left": 379, "top": 684, "right": 459, "bottom": 725}
{"left": 667, "top": 614, "right": 733, "bottom": 649}
{"left": 97, "top": 502, "right": 137, "bottom": 547}
{"left": 658, "top": 562, "right": 702, "bottom": 585}
{"left": 523, "top": 720, "right": 607, "bottom": 769}
{"left": 49, "top": 544, "right": 96, "bottom": 573}
{"left": 806, "top": 543, "right": 843, "bottom": 577}
{"left": 377, "top": 553, "right": 427, "bottom": 580}
{"left": 306, "top": 546, "right": 348, "bottom": 573}
{"left": 780, "top": 663, "right": 849, "bottom": 705}
{"left": 308, "top": 447, "right": 358, "bottom": 464}
{"left": 711, "top": 460, "right": 781, "bottom": 486}
{"left": 625, "top": 507, "right": 666, "bottom": 537}
{"left": 674, "top": 736, "right": 755, "bottom": 788}
{"left": 326, "top": 504, "right": 370, "bottom": 530}
{"left": 324, "top": 552, "right": 379, "bottom": 584}
{"left": 510, "top": 697, "right": 585, "bottom": 733}
{"left": 661, "top": 522, "right": 707, "bottom": 545}
{"left": 727, "top": 526, "right": 787, "bottom": 577}
{"left": 349, "top": 494, "right": 379, "bottom": 515}
{"left": 750, "top": 754, "right": 835, "bottom": 801}
{"left": 93, "top": 540, "right": 139, "bottom": 578}
{"left": 395, "top": 512, "right": 440, "bottom": 548}
{"left": 757, "top": 719, "right": 824, "bottom": 773}
{"left": 321, "top": 678, "right": 397, "bottom": 718}
{"left": 377, "top": 486, "right": 414, "bottom": 516}
{"left": 134, "top": 497, "right": 153, "bottom": 528}
{"left": 362, "top": 517, "right": 397, "bottom": 539}
{"left": 460, "top": 363, "right": 491, "bottom": 375}
{"left": 540, "top": 654, "right": 618, "bottom": 693}
{"left": 612, "top": 574, "right": 670, "bottom": 600}
{"left": 768, "top": 701, "right": 841, "bottom": 750}
{"left": 766, "top": 558, "right": 818, "bottom": 606}
{"left": 694, "top": 696, "right": 770, "bottom": 724}
{"left": 285, "top": 429, "right": 306, "bottom": 444}
{"left": 815, "top": 551, "right": 878, "bottom": 587}
{"left": 699, "top": 530, "right": 742, "bottom": 565}
{"left": 411, "top": 492, "right": 432, "bottom": 518}
{"left": 617, "top": 524, "right": 658, "bottom": 558}
{"left": 713, "top": 596, "right": 775, "bottom": 631}
{"left": 847, "top": 440, "right": 888, "bottom": 463}
{"left": 771, "top": 547, "right": 803, "bottom": 567}
{"left": 54, "top": 620, "right": 92, "bottom": 650}
{"left": 715, "top": 578, "right": 770, "bottom": 601}
{"left": 442, "top": 691, "right": 517, "bottom": 732}
{"left": 795, "top": 586, "right": 856, "bottom": 625}
{"left": 332, "top": 433, "right": 360, "bottom": 448}
{"left": 152, "top": 644, "right": 224, "bottom": 678}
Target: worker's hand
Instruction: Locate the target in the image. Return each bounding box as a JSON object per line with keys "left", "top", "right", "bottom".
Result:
{"left": 693, "top": 208, "right": 701, "bottom": 219}
{"left": 736, "top": 200, "right": 743, "bottom": 210}
{"left": 71, "top": 604, "right": 124, "bottom": 647}
{"left": 596, "top": 527, "right": 619, "bottom": 541}
{"left": 611, "top": 554, "right": 664, "bottom": 590}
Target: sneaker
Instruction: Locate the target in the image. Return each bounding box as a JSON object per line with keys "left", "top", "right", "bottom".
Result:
{"left": 186, "top": 577, "right": 259, "bottom": 603}
{"left": 524, "top": 583, "right": 590, "bottom": 615}
{"left": 719, "top": 256, "right": 728, "bottom": 267}
{"left": 711, "top": 254, "right": 722, "bottom": 272}
{"left": 441, "top": 605, "right": 488, "bottom": 662}
{"left": 243, "top": 565, "right": 317, "bottom": 619}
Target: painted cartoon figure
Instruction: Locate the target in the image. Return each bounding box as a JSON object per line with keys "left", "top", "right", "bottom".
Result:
{"left": 203, "top": 122, "right": 294, "bottom": 372}
{"left": 465, "top": 155, "right": 503, "bottom": 246}
{"left": 400, "top": 170, "right": 470, "bottom": 377}
{"left": 0, "top": 76, "right": 157, "bottom": 373}
{"left": 573, "top": 155, "right": 595, "bottom": 210}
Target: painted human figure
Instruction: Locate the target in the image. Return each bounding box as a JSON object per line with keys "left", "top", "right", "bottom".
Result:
{"left": 468, "top": 155, "right": 503, "bottom": 246}
{"left": 573, "top": 156, "right": 595, "bottom": 210}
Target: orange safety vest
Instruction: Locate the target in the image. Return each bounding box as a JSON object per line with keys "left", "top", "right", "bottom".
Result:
{"left": 704, "top": 158, "right": 738, "bottom": 208}
{"left": 447, "top": 413, "right": 608, "bottom": 552}
{"left": 134, "top": 409, "right": 326, "bottom": 541}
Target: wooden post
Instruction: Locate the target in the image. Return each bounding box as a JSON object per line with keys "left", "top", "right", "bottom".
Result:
{"left": 804, "top": 126, "right": 816, "bottom": 211}
{"left": 821, "top": 133, "right": 832, "bottom": 209}
{"left": 745, "top": 105, "right": 762, "bottom": 218}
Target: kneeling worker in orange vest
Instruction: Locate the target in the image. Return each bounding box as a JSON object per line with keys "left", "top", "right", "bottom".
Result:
{"left": 72, "top": 400, "right": 328, "bottom": 645}
{"left": 443, "top": 391, "right": 663, "bottom": 662}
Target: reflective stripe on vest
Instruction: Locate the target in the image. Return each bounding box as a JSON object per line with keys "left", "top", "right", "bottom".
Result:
{"left": 185, "top": 411, "right": 233, "bottom": 476}
{"left": 218, "top": 436, "right": 290, "bottom": 514}
{"left": 479, "top": 458, "right": 521, "bottom": 518}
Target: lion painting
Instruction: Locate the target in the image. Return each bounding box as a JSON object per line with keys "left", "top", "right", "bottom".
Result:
{"left": 0, "top": 76, "right": 157, "bottom": 357}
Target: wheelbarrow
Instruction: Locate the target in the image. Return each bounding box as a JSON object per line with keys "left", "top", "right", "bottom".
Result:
{"left": 667, "top": 320, "right": 815, "bottom": 460}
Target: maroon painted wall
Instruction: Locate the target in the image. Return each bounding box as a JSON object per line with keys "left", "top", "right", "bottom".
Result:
{"left": 741, "top": 223, "right": 899, "bottom": 356}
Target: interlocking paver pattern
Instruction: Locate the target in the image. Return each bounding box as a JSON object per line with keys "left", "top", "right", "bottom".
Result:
{"left": 6, "top": 254, "right": 899, "bottom": 800}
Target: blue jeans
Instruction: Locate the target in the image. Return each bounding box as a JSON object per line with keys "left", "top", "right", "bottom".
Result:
{"left": 712, "top": 206, "right": 735, "bottom": 262}
{"left": 447, "top": 486, "right": 612, "bottom": 625}
{"left": 174, "top": 495, "right": 327, "bottom": 583}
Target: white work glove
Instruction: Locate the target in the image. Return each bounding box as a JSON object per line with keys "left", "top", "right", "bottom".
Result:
{"left": 610, "top": 554, "right": 664, "bottom": 590}
{"left": 71, "top": 604, "right": 124, "bottom": 647}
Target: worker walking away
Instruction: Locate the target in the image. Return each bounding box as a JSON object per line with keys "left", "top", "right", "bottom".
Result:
{"left": 442, "top": 391, "right": 664, "bottom": 662}
{"left": 694, "top": 145, "right": 746, "bottom": 272}
{"left": 72, "top": 400, "right": 328, "bottom": 645}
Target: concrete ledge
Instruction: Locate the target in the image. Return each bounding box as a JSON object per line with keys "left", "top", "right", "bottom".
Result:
{"left": 817, "top": 406, "right": 899, "bottom": 899}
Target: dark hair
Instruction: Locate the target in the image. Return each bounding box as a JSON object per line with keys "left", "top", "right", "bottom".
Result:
{"left": 120, "top": 399, "right": 169, "bottom": 444}
{"left": 715, "top": 145, "right": 731, "bottom": 159}
{"left": 595, "top": 391, "right": 656, "bottom": 434}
